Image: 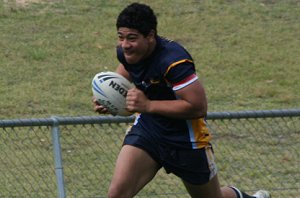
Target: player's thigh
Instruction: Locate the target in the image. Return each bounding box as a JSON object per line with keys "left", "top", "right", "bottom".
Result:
{"left": 182, "top": 174, "right": 223, "bottom": 198}
{"left": 109, "top": 145, "right": 160, "bottom": 196}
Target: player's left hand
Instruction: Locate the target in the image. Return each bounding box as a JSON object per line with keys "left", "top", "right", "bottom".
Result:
{"left": 126, "top": 88, "right": 150, "bottom": 113}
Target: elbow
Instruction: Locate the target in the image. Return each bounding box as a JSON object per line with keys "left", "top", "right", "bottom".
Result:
{"left": 194, "top": 110, "right": 207, "bottom": 119}
{"left": 193, "top": 104, "right": 207, "bottom": 119}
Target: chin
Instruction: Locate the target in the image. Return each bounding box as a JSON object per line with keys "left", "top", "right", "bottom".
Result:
{"left": 125, "top": 56, "right": 140, "bottom": 64}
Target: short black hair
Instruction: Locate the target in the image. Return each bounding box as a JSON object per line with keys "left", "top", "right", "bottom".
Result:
{"left": 116, "top": 3, "right": 157, "bottom": 36}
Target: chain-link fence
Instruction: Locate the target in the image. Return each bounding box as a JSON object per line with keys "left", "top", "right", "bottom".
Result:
{"left": 0, "top": 109, "right": 299, "bottom": 198}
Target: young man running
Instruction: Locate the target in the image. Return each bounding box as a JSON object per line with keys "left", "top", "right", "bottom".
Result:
{"left": 94, "top": 3, "right": 271, "bottom": 198}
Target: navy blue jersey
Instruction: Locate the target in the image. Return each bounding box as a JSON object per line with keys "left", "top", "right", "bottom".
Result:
{"left": 117, "top": 36, "right": 211, "bottom": 149}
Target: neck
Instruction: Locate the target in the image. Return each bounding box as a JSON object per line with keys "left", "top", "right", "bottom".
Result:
{"left": 144, "top": 36, "right": 157, "bottom": 59}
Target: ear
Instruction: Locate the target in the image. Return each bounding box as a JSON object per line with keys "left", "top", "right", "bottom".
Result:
{"left": 147, "top": 30, "right": 156, "bottom": 41}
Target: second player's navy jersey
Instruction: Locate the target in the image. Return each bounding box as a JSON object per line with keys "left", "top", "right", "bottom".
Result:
{"left": 117, "top": 36, "right": 211, "bottom": 149}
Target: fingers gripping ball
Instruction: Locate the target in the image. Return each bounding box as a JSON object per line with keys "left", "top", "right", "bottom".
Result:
{"left": 92, "top": 71, "right": 135, "bottom": 116}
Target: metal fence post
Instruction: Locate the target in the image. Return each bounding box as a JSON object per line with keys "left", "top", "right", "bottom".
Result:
{"left": 51, "top": 116, "right": 66, "bottom": 198}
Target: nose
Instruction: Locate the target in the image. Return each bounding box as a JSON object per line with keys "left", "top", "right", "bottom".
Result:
{"left": 120, "top": 39, "right": 131, "bottom": 49}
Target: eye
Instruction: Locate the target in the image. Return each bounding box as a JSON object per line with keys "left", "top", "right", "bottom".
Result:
{"left": 118, "top": 35, "right": 124, "bottom": 41}
{"left": 127, "top": 34, "right": 139, "bottom": 42}
{"left": 128, "top": 37, "right": 136, "bottom": 41}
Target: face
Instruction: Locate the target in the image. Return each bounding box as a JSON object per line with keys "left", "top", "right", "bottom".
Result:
{"left": 117, "top": 27, "right": 155, "bottom": 64}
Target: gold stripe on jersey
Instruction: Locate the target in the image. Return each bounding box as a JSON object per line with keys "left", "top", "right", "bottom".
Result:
{"left": 190, "top": 118, "right": 211, "bottom": 149}
{"left": 163, "top": 59, "right": 194, "bottom": 77}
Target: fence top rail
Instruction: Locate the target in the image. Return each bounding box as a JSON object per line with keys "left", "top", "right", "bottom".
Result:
{"left": 0, "top": 109, "right": 299, "bottom": 127}
{"left": 0, "top": 116, "right": 134, "bottom": 127}
{"left": 206, "top": 109, "right": 300, "bottom": 120}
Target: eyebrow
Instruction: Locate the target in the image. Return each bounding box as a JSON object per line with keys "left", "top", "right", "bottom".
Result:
{"left": 117, "top": 31, "right": 139, "bottom": 37}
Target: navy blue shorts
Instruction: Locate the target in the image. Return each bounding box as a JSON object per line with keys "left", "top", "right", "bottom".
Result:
{"left": 123, "top": 126, "right": 218, "bottom": 185}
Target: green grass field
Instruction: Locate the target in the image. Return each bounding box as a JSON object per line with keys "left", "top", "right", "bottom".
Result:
{"left": 0, "top": 0, "right": 299, "bottom": 119}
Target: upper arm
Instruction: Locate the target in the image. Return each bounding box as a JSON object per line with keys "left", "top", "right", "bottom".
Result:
{"left": 165, "top": 61, "right": 208, "bottom": 116}
{"left": 175, "top": 79, "right": 208, "bottom": 116}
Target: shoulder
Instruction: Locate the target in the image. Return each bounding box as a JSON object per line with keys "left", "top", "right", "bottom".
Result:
{"left": 156, "top": 37, "right": 194, "bottom": 72}
{"left": 152, "top": 37, "right": 197, "bottom": 85}
{"left": 155, "top": 37, "right": 194, "bottom": 72}
{"left": 158, "top": 37, "right": 193, "bottom": 60}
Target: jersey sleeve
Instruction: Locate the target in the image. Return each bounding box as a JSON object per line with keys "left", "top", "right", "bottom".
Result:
{"left": 164, "top": 61, "right": 198, "bottom": 91}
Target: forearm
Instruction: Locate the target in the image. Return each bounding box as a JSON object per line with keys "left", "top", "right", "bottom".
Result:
{"left": 146, "top": 99, "right": 207, "bottom": 119}
{"left": 126, "top": 81, "right": 208, "bottom": 119}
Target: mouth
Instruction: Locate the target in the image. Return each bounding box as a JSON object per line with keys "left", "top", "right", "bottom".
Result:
{"left": 124, "top": 50, "right": 134, "bottom": 56}
{"left": 124, "top": 51, "right": 136, "bottom": 61}
{"left": 124, "top": 52, "right": 138, "bottom": 64}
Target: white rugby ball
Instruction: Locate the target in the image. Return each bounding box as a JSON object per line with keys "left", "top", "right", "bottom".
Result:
{"left": 92, "top": 71, "right": 135, "bottom": 116}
